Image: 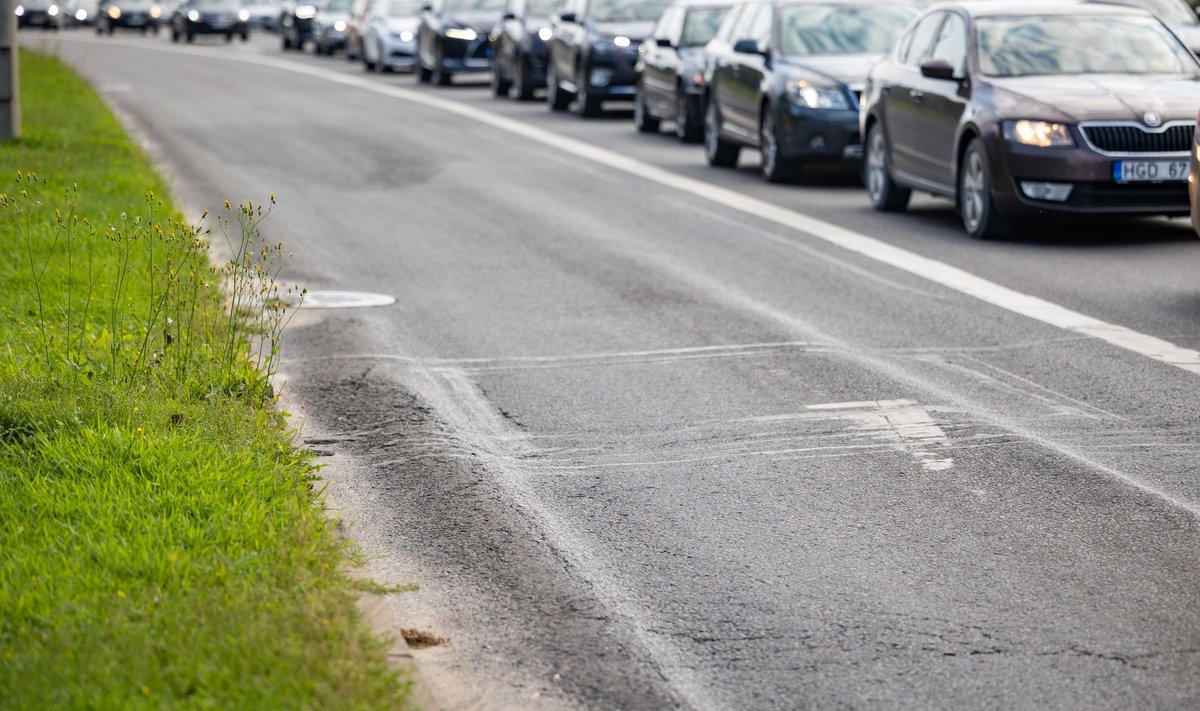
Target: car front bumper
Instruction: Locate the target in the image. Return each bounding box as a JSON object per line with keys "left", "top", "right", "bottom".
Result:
{"left": 186, "top": 18, "right": 247, "bottom": 34}
{"left": 776, "top": 104, "right": 862, "bottom": 162}
{"left": 990, "top": 136, "right": 1190, "bottom": 217}
{"left": 582, "top": 50, "right": 639, "bottom": 99}
{"left": 438, "top": 36, "right": 493, "bottom": 73}
{"left": 380, "top": 37, "right": 417, "bottom": 68}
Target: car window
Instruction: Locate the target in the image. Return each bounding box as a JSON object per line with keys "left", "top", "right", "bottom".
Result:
{"left": 977, "top": 14, "right": 1200, "bottom": 76}
{"left": 527, "top": 0, "right": 557, "bottom": 16}
{"left": 388, "top": 0, "right": 419, "bottom": 13}
{"left": 588, "top": 0, "right": 671, "bottom": 22}
{"left": 1091, "top": 0, "right": 1196, "bottom": 25}
{"left": 777, "top": 3, "right": 916, "bottom": 56}
{"left": 680, "top": 5, "right": 728, "bottom": 46}
{"left": 927, "top": 11, "right": 966, "bottom": 75}
{"left": 560, "top": 0, "right": 581, "bottom": 17}
{"left": 900, "top": 11, "right": 943, "bottom": 65}
{"left": 714, "top": 2, "right": 743, "bottom": 42}
{"left": 652, "top": 5, "right": 678, "bottom": 40}
{"left": 730, "top": 2, "right": 760, "bottom": 40}
{"left": 443, "top": 0, "right": 503, "bottom": 11}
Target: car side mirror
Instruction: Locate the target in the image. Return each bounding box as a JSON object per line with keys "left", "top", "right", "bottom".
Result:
{"left": 420, "top": 3, "right": 431, "bottom": 10}
{"left": 732, "top": 38, "right": 761, "bottom": 55}
{"left": 655, "top": 36, "right": 671, "bottom": 47}
{"left": 920, "top": 58, "right": 957, "bottom": 81}
{"left": 557, "top": 10, "right": 575, "bottom": 22}
{"left": 501, "top": 11, "right": 514, "bottom": 19}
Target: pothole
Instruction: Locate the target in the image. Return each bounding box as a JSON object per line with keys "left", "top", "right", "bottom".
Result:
{"left": 302, "top": 290, "right": 396, "bottom": 309}
{"left": 401, "top": 628, "right": 449, "bottom": 650}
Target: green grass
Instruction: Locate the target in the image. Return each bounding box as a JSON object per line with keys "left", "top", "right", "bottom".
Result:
{"left": 0, "top": 51, "right": 411, "bottom": 709}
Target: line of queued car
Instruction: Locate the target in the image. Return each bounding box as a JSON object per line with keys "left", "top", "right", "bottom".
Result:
{"left": 284, "top": 0, "right": 1200, "bottom": 240}
{"left": 18, "top": 0, "right": 278, "bottom": 38}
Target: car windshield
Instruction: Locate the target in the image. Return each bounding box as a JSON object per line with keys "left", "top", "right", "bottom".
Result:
{"left": 680, "top": 5, "right": 728, "bottom": 45}
{"left": 589, "top": 0, "right": 671, "bottom": 23}
{"left": 528, "top": 0, "right": 559, "bottom": 17}
{"left": 388, "top": 0, "right": 420, "bottom": 13}
{"left": 1091, "top": 0, "right": 1196, "bottom": 25}
{"left": 778, "top": 4, "right": 917, "bottom": 57}
{"left": 194, "top": 0, "right": 240, "bottom": 7}
{"left": 443, "top": 0, "right": 504, "bottom": 12}
{"left": 326, "top": 0, "right": 352, "bottom": 9}
{"left": 977, "top": 15, "right": 1199, "bottom": 77}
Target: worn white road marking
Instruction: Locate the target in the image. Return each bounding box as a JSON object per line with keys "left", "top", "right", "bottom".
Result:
{"left": 809, "top": 400, "right": 954, "bottom": 471}
{"left": 49, "top": 34, "right": 1200, "bottom": 379}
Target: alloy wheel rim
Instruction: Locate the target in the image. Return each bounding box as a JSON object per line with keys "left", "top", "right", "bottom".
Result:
{"left": 761, "top": 113, "right": 776, "bottom": 177}
{"left": 867, "top": 128, "right": 886, "bottom": 202}
{"left": 962, "top": 151, "right": 985, "bottom": 232}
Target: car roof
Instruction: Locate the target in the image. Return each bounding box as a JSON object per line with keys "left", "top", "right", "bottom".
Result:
{"left": 938, "top": 0, "right": 1152, "bottom": 18}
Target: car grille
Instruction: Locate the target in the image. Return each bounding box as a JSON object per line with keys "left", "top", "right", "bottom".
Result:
{"left": 1081, "top": 123, "right": 1192, "bottom": 154}
{"left": 1067, "top": 181, "right": 1189, "bottom": 210}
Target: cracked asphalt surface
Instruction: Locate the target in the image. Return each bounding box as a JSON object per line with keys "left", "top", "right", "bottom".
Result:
{"left": 33, "top": 30, "right": 1200, "bottom": 709}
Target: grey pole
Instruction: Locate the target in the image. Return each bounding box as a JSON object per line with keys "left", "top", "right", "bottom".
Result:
{"left": 0, "top": 0, "right": 18, "bottom": 141}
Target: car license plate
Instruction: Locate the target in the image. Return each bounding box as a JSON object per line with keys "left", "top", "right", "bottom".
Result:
{"left": 1113, "top": 159, "right": 1188, "bottom": 183}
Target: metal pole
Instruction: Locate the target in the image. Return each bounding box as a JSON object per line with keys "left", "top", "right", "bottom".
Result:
{"left": 0, "top": 0, "right": 19, "bottom": 141}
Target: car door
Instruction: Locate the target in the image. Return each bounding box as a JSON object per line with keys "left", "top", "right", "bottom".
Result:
{"left": 417, "top": 0, "right": 441, "bottom": 66}
{"left": 716, "top": 2, "right": 761, "bottom": 141}
{"left": 879, "top": 11, "right": 944, "bottom": 181}
{"left": 550, "top": 0, "right": 582, "bottom": 85}
{"left": 496, "top": 0, "right": 519, "bottom": 74}
{"left": 912, "top": 10, "right": 970, "bottom": 190}
{"left": 724, "top": 2, "right": 768, "bottom": 141}
{"left": 642, "top": 6, "right": 681, "bottom": 116}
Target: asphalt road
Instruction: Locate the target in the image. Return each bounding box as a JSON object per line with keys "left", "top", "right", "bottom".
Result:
{"left": 32, "top": 29, "right": 1200, "bottom": 710}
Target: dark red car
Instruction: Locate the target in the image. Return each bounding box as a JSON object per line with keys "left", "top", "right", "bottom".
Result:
{"left": 861, "top": 1, "right": 1200, "bottom": 238}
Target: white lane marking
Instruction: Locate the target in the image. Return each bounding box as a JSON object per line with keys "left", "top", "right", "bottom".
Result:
{"left": 51, "top": 35, "right": 1200, "bottom": 379}
{"left": 808, "top": 400, "right": 954, "bottom": 472}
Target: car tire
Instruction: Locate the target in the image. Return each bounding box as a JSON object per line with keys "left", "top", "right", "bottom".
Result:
{"left": 172, "top": 28, "right": 180, "bottom": 42}
{"left": 139, "top": 26, "right": 147, "bottom": 35}
{"left": 760, "top": 107, "right": 802, "bottom": 184}
{"left": 676, "top": 88, "right": 701, "bottom": 143}
{"left": 633, "top": 87, "right": 659, "bottom": 133}
{"left": 241, "top": 31, "right": 248, "bottom": 41}
{"left": 491, "top": 61, "right": 511, "bottom": 97}
{"left": 153, "top": 23, "right": 160, "bottom": 34}
{"left": 107, "top": 24, "right": 114, "bottom": 34}
{"left": 514, "top": 56, "right": 535, "bottom": 100}
{"left": 432, "top": 43, "right": 450, "bottom": 85}
{"left": 959, "top": 137, "right": 1014, "bottom": 239}
{"left": 576, "top": 65, "right": 601, "bottom": 118}
{"left": 704, "top": 99, "right": 740, "bottom": 168}
{"left": 547, "top": 62, "right": 571, "bottom": 111}
{"left": 225, "top": 32, "right": 233, "bottom": 42}
{"left": 282, "top": 32, "right": 292, "bottom": 49}
{"left": 864, "top": 122, "right": 911, "bottom": 212}
{"left": 185, "top": 31, "right": 194, "bottom": 42}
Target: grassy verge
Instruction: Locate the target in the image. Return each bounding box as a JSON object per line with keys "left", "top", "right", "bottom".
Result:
{"left": 0, "top": 51, "right": 410, "bottom": 708}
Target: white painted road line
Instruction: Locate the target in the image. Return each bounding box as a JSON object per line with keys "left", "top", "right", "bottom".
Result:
{"left": 48, "top": 35, "right": 1200, "bottom": 378}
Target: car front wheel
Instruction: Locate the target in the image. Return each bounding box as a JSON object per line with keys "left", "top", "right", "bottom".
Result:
{"left": 704, "top": 99, "right": 739, "bottom": 168}
{"left": 959, "top": 137, "right": 1014, "bottom": 239}
{"left": 547, "top": 62, "right": 571, "bottom": 111}
{"left": 864, "top": 122, "right": 911, "bottom": 212}
{"left": 760, "top": 107, "right": 801, "bottom": 183}
{"left": 633, "top": 86, "right": 659, "bottom": 133}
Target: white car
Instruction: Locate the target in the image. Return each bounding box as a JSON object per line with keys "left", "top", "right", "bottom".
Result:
{"left": 362, "top": 0, "right": 420, "bottom": 71}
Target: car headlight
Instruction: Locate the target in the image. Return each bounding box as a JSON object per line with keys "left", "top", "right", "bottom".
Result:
{"left": 13, "top": 5, "right": 23, "bottom": 16}
{"left": 149, "top": 4, "right": 161, "bottom": 17}
{"left": 108, "top": 5, "right": 121, "bottom": 18}
{"left": 187, "top": 9, "right": 199, "bottom": 20}
{"left": 445, "top": 26, "right": 476, "bottom": 40}
{"left": 398, "top": 29, "right": 414, "bottom": 41}
{"left": 294, "top": 4, "right": 316, "bottom": 18}
{"left": 333, "top": 19, "right": 346, "bottom": 31}
{"left": 1004, "top": 120, "right": 1074, "bottom": 148}
{"left": 47, "top": 4, "right": 58, "bottom": 16}
{"left": 238, "top": 8, "right": 249, "bottom": 20}
{"left": 786, "top": 80, "right": 851, "bottom": 110}
{"left": 75, "top": 7, "right": 86, "bottom": 19}
{"left": 537, "top": 26, "right": 551, "bottom": 41}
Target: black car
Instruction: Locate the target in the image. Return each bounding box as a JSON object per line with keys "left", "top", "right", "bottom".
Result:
{"left": 490, "top": 0, "right": 560, "bottom": 99}
{"left": 416, "top": 0, "right": 505, "bottom": 85}
{"left": 634, "top": 0, "right": 730, "bottom": 141}
{"left": 171, "top": 0, "right": 251, "bottom": 40}
{"left": 280, "top": 0, "right": 322, "bottom": 48}
{"left": 546, "top": 0, "right": 673, "bottom": 116}
{"left": 96, "top": 0, "right": 164, "bottom": 33}
{"left": 14, "top": 0, "right": 66, "bottom": 29}
{"left": 862, "top": 2, "right": 1200, "bottom": 238}
{"left": 702, "top": 0, "right": 915, "bottom": 182}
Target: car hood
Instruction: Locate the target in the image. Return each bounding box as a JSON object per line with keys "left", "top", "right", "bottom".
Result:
{"left": 782, "top": 53, "right": 880, "bottom": 89}
{"left": 593, "top": 20, "right": 653, "bottom": 41}
{"left": 1169, "top": 23, "right": 1200, "bottom": 54}
{"left": 318, "top": 9, "right": 348, "bottom": 21}
{"left": 989, "top": 74, "right": 1200, "bottom": 123}
{"left": 445, "top": 11, "right": 496, "bottom": 31}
